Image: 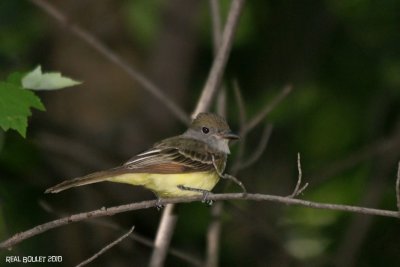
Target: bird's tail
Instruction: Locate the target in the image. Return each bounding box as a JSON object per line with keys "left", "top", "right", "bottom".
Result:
{"left": 45, "top": 168, "right": 124, "bottom": 194}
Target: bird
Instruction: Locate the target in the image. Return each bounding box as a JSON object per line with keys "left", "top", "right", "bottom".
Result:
{"left": 45, "top": 112, "right": 245, "bottom": 203}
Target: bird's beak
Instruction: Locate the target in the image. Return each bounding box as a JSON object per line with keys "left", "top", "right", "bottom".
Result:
{"left": 220, "top": 131, "right": 240, "bottom": 140}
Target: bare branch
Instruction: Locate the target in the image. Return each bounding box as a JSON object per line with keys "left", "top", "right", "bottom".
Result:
{"left": 2, "top": 192, "right": 399, "bottom": 250}
{"left": 192, "top": 0, "right": 246, "bottom": 118}
{"left": 396, "top": 161, "right": 400, "bottom": 212}
{"left": 288, "top": 153, "right": 309, "bottom": 198}
{"left": 245, "top": 84, "right": 292, "bottom": 133}
{"left": 75, "top": 226, "right": 135, "bottom": 267}
{"left": 29, "top": 0, "right": 189, "bottom": 124}
{"left": 149, "top": 204, "right": 178, "bottom": 267}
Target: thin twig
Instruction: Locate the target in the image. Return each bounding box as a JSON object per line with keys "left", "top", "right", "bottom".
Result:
{"left": 2, "top": 192, "right": 400, "bottom": 250}
{"left": 75, "top": 226, "right": 135, "bottom": 267}
{"left": 396, "top": 161, "right": 400, "bottom": 212}
{"left": 288, "top": 153, "right": 309, "bottom": 198}
{"left": 29, "top": 0, "right": 189, "bottom": 124}
{"left": 236, "top": 123, "right": 273, "bottom": 172}
{"left": 192, "top": 0, "right": 246, "bottom": 118}
{"left": 149, "top": 204, "right": 177, "bottom": 267}
{"left": 245, "top": 84, "right": 292, "bottom": 133}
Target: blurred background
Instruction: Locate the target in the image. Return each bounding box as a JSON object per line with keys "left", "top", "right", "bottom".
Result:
{"left": 1, "top": 0, "right": 400, "bottom": 266}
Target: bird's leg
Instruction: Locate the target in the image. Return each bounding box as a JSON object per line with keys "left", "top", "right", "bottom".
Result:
{"left": 156, "top": 197, "right": 164, "bottom": 211}
{"left": 177, "top": 185, "right": 213, "bottom": 206}
{"left": 212, "top": 155, "right": 247, "bottom": 195}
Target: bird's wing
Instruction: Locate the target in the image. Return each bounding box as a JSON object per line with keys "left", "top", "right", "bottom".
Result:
{"left": 123, "top": 137, "right": 226, "bottom": 174}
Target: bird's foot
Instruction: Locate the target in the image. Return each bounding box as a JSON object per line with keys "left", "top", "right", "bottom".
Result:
{"left": 156, "top": 198, "right": 164, "bottom": 211}
{"left": 177, "top": 185, "right": 213, "bottom": 206}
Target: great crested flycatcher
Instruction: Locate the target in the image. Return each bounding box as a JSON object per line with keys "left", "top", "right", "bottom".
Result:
{"left": 45, "top": 113, "right": 245, "bottom": 200}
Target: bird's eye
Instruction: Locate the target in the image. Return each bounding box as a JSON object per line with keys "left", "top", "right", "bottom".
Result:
{"left": 202, "top": 127, "right": 209, "bottom": 134}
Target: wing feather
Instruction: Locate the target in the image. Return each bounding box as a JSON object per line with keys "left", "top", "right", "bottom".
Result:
{"left": 122, "top": 137, "right": 226, "bottom": 174}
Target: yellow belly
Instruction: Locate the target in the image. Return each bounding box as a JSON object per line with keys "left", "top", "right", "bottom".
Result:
{"left": 108, "top": 171, "right": 219, "bottom": 198}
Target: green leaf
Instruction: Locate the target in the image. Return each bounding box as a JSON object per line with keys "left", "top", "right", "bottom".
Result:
{"left": 22, "top": 65, "right": 82, "bottom": 90}
{"left": 0, "top": 82, "right": 45, "bottom": 137}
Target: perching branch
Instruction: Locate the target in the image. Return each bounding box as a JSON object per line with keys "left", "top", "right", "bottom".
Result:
{"left": 192, "top": 0, "right": 246, "bottom": 118}
{"left": 2, "top": 191, "right": 400, "bottom": 250}
{"left": 75, "top": 226, "right": 135, "bottom": 267}
{"left": 29, "top": 0, "right": 189, "bottom": 124}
